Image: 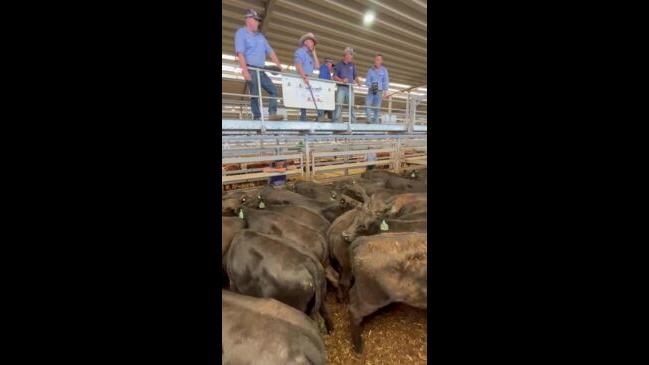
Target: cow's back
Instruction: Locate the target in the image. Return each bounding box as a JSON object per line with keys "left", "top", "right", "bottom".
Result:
{"left": 266, "top": 205, "right": 330, "bottom": 236}
{"left": 350, "top": 232, "right": 427, "bottom": 308}
{"left": 222, "top": 290, "right": 325, "bottom": 365}
{"left": 222, "top": 217, "right": 245, "bottom": 257}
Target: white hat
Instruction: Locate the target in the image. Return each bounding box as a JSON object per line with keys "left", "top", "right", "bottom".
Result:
{"left": 298, "top": 32, "right": 317, "bottom": 46}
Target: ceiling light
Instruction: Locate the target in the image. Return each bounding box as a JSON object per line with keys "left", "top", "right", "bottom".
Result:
{"left": 363, "top": 12, "right": 375, "bottom": 26}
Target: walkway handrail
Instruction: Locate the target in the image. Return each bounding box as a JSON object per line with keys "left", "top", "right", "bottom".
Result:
{"left": 223, "top": 64, "right": 426, "bottom": 130}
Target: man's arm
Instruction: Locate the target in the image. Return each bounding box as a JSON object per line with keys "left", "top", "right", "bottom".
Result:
{"left": 331, "top": 63, "right": 342, "bottom": 82}
{"left": 264, "top": 37, "right": 282, "bottom": 70}
{"left": 383, "top": 69, "right": 390, "bottom": 98}
{"left": 236, "top": 52, "right": 251, "bottom": 81}
{"left": 332, "top": 63, "right": 348, "bottom": 83}
{"left": 354, "top": 65, "right": 361, "bottom": 86}
{"left": 312, "top": 47, "right": 320, "bottom": 70}
{"left": 234, "top": 31, "right": 251, "bottom": 81}
{"left": 269, "top": 51, "right": 282, "bottom": 71}
{"left": 296, "top": 62, "right": 309, "bottom": 85}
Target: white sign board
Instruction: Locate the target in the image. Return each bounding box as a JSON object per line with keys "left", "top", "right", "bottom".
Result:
{"left": 281, "top": 75, "right": 336, "bottom": 111}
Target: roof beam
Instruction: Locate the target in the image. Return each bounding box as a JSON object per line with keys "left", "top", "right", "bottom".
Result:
{"left": 259, "top": 0, "right": 276, "bottom": 35}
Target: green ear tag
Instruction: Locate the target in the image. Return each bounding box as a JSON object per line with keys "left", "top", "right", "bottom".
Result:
{"left": 238, "top": 209, "right": 244, "bottom": 219}
{"left": 380, "top": 219, "right": 389, "bottom": 231}
{"left": 258, "top": 200, "right": 266, "bottom": 209}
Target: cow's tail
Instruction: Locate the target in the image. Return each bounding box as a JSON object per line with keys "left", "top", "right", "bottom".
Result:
{"left": 306, "top": 258, "right": 324, "bottom": 319}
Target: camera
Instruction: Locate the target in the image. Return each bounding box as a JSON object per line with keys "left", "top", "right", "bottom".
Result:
{"left": 370, "top": 82, "right": 379, "bottom": 95}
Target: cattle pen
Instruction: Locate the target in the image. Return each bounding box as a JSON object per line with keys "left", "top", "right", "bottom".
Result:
{"left": 222, "top": 1, "right": 427, "bottom": 364}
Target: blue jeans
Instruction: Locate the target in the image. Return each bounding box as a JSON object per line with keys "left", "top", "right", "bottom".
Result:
{"left": 366, "top": 93, "right": 381, "bottom": 123}
{"left": 333, "top": 85, "right": 356, "bottom": 123}
{"left": 246, "top": 71, "right": 277, "bottom": 119}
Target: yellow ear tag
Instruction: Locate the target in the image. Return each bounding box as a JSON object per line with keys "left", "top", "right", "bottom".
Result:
{"left": 258, "top": 200, "right": 266, "bottom": 209}
{"left": 380, "top": 219, "right": 389, "bottom": 231}
{"left": 411, "top": 171, "right": 416, "bottom": 178}
{"left": 238, "top": 209, "right": 244, "bottom": 219}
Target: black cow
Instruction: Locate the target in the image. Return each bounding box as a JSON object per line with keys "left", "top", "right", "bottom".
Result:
{"left": 263, "top": 204, "right": 331, "bottom": 237}
{"left": 327, "top": 187, "right": 382, "bottom": 302}
{"left": 249, "top": 186, "right": 352, "bottom": 222}
{"left": 222, "top": 290, "right": 326, "bottom": 365}
{"left": 221, "top": 217, "right": 245, "bottom": 257}
{"left": 225, "top": 230, "right": 333, "bottom": 333}
{"left": 328, "top": 185, "right": 427, "bottom": 302}
{"left": 348, "top": 232, "right": 427, "bottom": 353}
{"left": 290, "top": 181, "right": 343, "bottom": 203}
{"left": 362, "top": 169, "right": 427, "bottom": 192}
{"left": 242, "top": 208, "right": 328, "bottom": 265}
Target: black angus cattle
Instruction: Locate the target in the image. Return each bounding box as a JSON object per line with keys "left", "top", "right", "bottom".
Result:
{"left": 221, "top": 217, "right": 245, "bottom": 257}
{"left": 362, "top": 169, "right": 427, "bottom": 192}
{"left": 222, "top": 190, "right": 256, "bottom": 216}
{"left": 249, "top": 186, "right": 352, "bottom": 222}
{"left": 242, "top": 208, "right": 329, "bottom": 265}
{"left": 222, "top": 290, "right": 326, "bottom": 365}
{"left": 264, "top": 204, "right": 331, "bottom": 237}
{"left": 348, "top": 232, "right": 427, "bottom": 353}
{"left": 290, "top": 181, "right": 344, "bottom": 203}
{"left": 328, "top": 185, "right": 427, "bottom": 302}
{"left": 327, "top": 187, "right": 382, "bottom": 302}
{"left": 384, "top": 175, "right": 426, "bottom": 192}
{"left": 384, "top": 193, "right": 427, "bottom": 218}
{"left": 225, "top": 230, "right": 333, "bottom": 333}
{"left": 221, "top": 216, "right": 245, "bottom": 288}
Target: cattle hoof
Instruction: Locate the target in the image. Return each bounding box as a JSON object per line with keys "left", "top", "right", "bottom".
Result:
{"left": 352, "top": 341, "right": 363, "bottom": 354}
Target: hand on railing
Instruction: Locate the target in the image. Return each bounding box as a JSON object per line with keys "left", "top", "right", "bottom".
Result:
{"left": 242, "top": 68, "right": 252, "bottom": 81}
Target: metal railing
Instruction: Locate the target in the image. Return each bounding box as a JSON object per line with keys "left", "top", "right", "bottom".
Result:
{"left": 222, "top": 65, "right": 426, "bottom": 132}
{"left": 222, "top": 134, "right": 427, "bottom": 188}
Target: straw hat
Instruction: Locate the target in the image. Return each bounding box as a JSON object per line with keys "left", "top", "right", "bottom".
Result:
{"left": 298, "top": 32, "right": 317, "bottom": 46}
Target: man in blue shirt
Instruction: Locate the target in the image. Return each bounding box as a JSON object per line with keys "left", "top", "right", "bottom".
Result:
{"left": 234, "top": 9, "right": 283, "bottom": 121}
{"left": 294, "top": 32, "right": 320, "bottom": 121}
{"left": 318, "top": 57, "right": 334, "bottom": 120}
{"left": 365, "top": 54, "right": 390, "bottom": 123}
{"left": 332, "top": 47, "right": 362, "bottom": 123}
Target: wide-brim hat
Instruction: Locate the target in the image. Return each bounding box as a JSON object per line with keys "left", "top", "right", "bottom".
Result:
{"left": 298, "top": 32, "right": 317, "bottom": 46}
